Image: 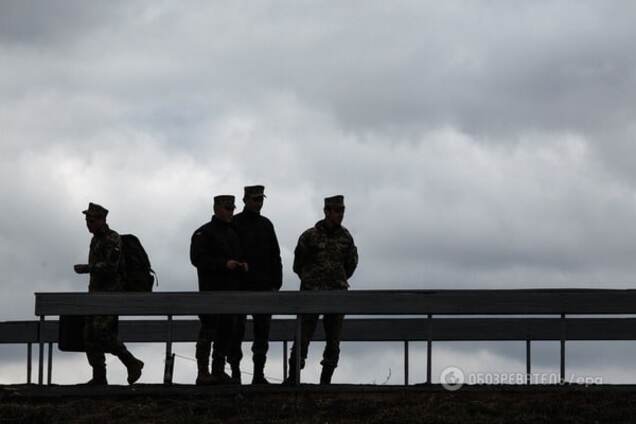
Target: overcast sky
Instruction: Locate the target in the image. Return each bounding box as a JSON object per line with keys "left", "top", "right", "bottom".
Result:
{"left": 2, "top": 0, "right": 636, "bottom": 385}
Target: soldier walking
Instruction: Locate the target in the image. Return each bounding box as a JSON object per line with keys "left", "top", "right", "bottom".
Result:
{"left": 190, "top": 195, "right": 248, "bottom": 385}
{"left": 73, "top": 202, "right": 144, "bottom": 385}
{"left": 286, "top": 195, "right": 358, "bottom": 384}
{"left": 229, "top": 185, "right": 283, "bottom": 384}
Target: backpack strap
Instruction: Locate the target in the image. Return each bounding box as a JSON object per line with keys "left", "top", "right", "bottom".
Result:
{"left": 150, "top": 268, "right": 159, "bottom": 287}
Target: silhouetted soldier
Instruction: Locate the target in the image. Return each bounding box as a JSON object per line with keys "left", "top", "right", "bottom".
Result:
{"left": 190, "top": 195, "right": 247, "bottom": 385}
{"left": 73, "top": 202, "right": 144, "bottom": 385}
{"left": 286, "top": 195, "right": 358, "bottom": 384}
{"left": 229, "top": 185, "right": 283, "bottom": 384}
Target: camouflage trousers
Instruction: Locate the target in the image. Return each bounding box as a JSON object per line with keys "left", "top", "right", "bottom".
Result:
{"left": 196, "top": 314, "right": 236, "bottom": 367}
{"left": 228, "top": 314, "right": 272, "bottom": 366}
{"left": 289, "top": 314, "right": 345, "bottom": 369}
{"left": 83, "top": 315, "right": 128, "bottom": 369}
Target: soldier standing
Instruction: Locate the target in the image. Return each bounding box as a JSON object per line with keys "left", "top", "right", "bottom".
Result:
{"left": 229, "top": 185, "right": 283, "bottom": 384}
{"left": 73, "top": 202, "right": 144, "bottom": 385}
{"left": 286, "top": 195, "right": 358, "bottom": 384}
{"left": 190, "top": 195, "right": 247, "bottom": 385}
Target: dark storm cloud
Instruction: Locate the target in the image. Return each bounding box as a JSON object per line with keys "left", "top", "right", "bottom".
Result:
{"left": 123, "top": 1, "right": 633, "bottom": 140}
{"left": 3, "top": 2, "right": 634, "bottom": 148}
{"left": 0, "top": 0, "right": 134, "bottom": 46}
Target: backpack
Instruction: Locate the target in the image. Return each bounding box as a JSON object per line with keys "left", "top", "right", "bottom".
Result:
{"left": 121, "top": 234, "right": 157, "bottom": 291}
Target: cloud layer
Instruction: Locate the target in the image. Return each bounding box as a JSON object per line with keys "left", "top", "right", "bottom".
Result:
{"left": 2, "top": 1, "right": 636, "bottom": 384}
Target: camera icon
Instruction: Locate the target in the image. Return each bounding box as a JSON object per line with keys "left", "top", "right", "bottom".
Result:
{"left": 440, "top": 366, "right": 465, "bottom": 391}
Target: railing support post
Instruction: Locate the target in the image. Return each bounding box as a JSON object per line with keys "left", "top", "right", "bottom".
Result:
{"left": 27, "top": 343, "right": 32, "bottom": 384}
{"left": 526, "top": 339, "right": 531, "bottom": 384}
{"left": 560, "top": 313, "right": 566, "bottom": 384}
{"left": 38, "top": 316, "right": 44, "bottom": 385}
{"left": 47, "top": 342, "right": 53, "bottom": 385}
{"left": 294, "top": 315, "right": 302, "bottom": 386}
{"left": 404, "top": 341, "right": 409, "bottom": 386}
{"left": 427, "top": 314, "right": 432, "bottom": 384}
{"left": 283, "top": 341, "right": 288, "bottom": 380}
{"left": 163, "top": 315, "right": 175, "bottom": 385}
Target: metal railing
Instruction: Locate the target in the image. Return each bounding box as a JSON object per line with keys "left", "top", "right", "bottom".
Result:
{"left": 21, "top": 289, "right": 636, "bottom": 386}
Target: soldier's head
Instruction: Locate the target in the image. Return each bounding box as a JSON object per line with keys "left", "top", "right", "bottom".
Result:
{"left": 213, "top": 195, "right": 236, "bottom": 223}
{"left": 323, "top": 195, "right": 345, "bottom": 227}
{"left": 82, "top": 202, "right": 108, "bottom": 234}
{"left": 243, "top": 185, "right": 266, "bottom": 213}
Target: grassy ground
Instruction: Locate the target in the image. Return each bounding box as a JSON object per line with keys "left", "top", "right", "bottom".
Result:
{"left": 1, "top": 385, "right": 636, "bottom": 423}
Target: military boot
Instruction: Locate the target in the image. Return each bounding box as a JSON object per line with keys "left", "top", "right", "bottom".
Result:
{"left": 251, "top": 358, "right": 269, "bottom": 385}
{"left": 320, "top": 366, "right": 335, "bottom": 385}
{"left": 195, "top": 341, "right": 215, "bottom": 385}
{"left": 211, "top": 359, "right": 232, "bottom": 384}
{"left": 84, "top": 366, "right": 107, "bottom": 386}
{"left": 230, "top": 363, "right": 242, "bottom": 385}
{"left": 195, "top": 355, "right": 217, "bottom": 386}
{"left": 117, "top": 349, "right": 144, "bottom": 385}
{"left": 126, "top": 358, "right": 144, "bottom": 385}
{"left": 196, "top": 365, "right": 216, "bottom": 386}
{"left": 282, "top": 361, "right": 298, "bottom": 385}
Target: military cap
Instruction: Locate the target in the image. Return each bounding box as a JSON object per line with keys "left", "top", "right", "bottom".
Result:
{"left": 324, "top": 195, "right": 345, "bottom": 208}
{"left": 244, "top": 185, "right": 266, "bottom": 199}
{"left": 214, "top": 195, "right": 236, "bottom": 209}
{"left": 82, "top": 202, "right": 108, "bottom": 218}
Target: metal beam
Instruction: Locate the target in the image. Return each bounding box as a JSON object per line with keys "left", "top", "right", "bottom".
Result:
{"left": 35, "top": 289, "right": 636, "bottom": 316}
{"left": 9, "top": 317, "right": 636, "bottom": 345}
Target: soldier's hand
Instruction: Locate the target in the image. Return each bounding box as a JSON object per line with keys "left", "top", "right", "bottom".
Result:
{"left": 74, "top": 264, "right": 90, "bottom": 274}
{"left": 241, "top": 262, "right": 249, "bottom": 272}
{"left": 226, "top": 260, "right": 241, "bottom": 270}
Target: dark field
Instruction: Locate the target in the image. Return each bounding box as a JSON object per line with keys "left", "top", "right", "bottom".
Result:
{"left": 1, "top": 384, "right": 635, "bottom": 424}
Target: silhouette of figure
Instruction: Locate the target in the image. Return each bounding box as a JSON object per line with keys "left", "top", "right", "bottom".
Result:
{"left": 228, "top": 185, "right": 283, "bottom": 384}
{"left": 286, "top": 195, "right": 358, "bottom": 384}
{"left": 190, "top": 195, "right": 247, "bottom": 385}
{"left": 73, "top": 202, "right": 144, "bottom": 385}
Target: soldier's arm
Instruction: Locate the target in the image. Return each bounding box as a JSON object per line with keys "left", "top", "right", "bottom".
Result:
{"left": 269, "top": 221, "right": 283, "bottom": 290}
{"left": 190, "top": 230, "right": 227, "bottom": 272}
{"left": 91, "top": 235, "right": 121, "bottom": 275}
{"left": 344, "top": 236, "right": 358, "bottom": 279}
{"left": 73, "top": 264, "right": 90, "bottom": 274}
{"left": 292, "top": 231, "right": 310, "bottom": 276}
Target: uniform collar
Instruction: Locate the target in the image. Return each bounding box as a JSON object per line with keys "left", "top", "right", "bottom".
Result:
{"left": 316, "top": 219, "right": 341, "bottom": 235}
{"left": 211, "top": 215, "right": 232, "bottom": 227}
{"left": 94, "top": 223, "right": 110, "bottom": 237}
{"left": 241, "top": 208, "right": 261, "bottom": 218}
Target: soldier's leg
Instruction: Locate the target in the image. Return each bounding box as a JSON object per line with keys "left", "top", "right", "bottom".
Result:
{"left": 286, "top": 314, "right": 319, "bottom": 382}
{"left": 85, "top": 351, "right": 107, "bottom": 385}
{"left": 320, "top": 313, "right": 345, "bottom": 384}
{"left": 227, "top": 314, "right": 246, "bottom": 383}
{"left": 251, "top": 313, "right": 271, "bottom": 384}
{"left": 83, "top": 316, "right": 107, "bottom": 385}
{"left": 94, "top": 315, "right": 144, "bottom": 385}
{"left": 195, "top": 314, "right": 215, "bottom": 385}
{"left": 211, "top": 314, "right": 233, "bottom": 383}
{"left": 112, "top": 344, "right": 144, "bottom": 385}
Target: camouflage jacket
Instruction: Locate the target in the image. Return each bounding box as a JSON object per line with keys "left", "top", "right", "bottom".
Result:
{"left": 88, "top": 224, "right": 124, "bottom": 292}
{"left": 293, "top": 220, "right": 358, "bottom": 290}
